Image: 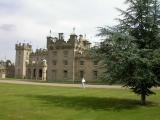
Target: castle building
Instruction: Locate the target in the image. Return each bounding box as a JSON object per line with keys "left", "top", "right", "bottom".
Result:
{"left": 15, "top": 33, "right": 103, "bottom": 82}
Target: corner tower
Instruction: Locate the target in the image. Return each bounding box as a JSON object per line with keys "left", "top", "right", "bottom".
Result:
{"left": 15, "top": 43, "right": 32, "bottom": 78}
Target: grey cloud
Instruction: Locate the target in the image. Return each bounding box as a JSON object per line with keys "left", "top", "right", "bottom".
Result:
{"left": 0, "top": 0, "right": 127, "bottom": 62}
{"left": 0, "top": 24, "right": 16, "bottom": 31}
{"left": 0, "top": 0, "right": 22, "bottom": 14}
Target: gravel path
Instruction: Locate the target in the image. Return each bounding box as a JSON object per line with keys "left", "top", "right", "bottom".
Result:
{"left": 0, "top": 79, "right": 159, "bottom": 90}
{"left": 0, "top": 79, "right": 123, "bottom": 89}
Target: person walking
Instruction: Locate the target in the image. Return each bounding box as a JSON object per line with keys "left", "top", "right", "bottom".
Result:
{"left": 82, "top": 77, "right": 86, "bottom": 88}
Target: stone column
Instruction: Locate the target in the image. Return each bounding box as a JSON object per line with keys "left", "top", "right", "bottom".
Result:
{"left": 42, "top": 66, "right": 47, "bottom": 80}
{"left": 36, "top": 68, "right": 39, "bottom": 80}
{"left": 42, "top": 60, "right": 47, "bottom": 81}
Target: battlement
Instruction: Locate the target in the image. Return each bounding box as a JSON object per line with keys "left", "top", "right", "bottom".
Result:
{"left": 47, "top": 33, "right": 82, "bottom": 50}
{"left": 15, "top": 43, "right": 32, "bottom": 51}
{"left": 47, "top": 35, "right": 71, "bottom": 50}
{"left": 30, "top": 48, "right": 48, "bottom": 56}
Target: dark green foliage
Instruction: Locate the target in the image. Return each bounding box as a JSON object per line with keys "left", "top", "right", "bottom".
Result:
{"left": 117, "top": 0, "right": 160, "bottom": 49}
{"left": 152, "top": 49, "right": 160, "bottom": 80}
{"left": 95, "top": 0, "right": 160, "bottom": 105}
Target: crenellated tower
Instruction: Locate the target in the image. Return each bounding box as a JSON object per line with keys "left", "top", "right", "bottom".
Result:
{"left": 15, "top": 43, "right": 32, "bottom": 78}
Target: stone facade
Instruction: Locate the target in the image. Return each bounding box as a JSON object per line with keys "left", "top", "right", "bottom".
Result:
{"left": 27, "top": 49, "right": 47, "bottom": 80}
{"left": 15, "top": 33, "right": 103, "bottom": 82}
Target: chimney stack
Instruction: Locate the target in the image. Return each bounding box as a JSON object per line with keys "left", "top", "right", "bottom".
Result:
{"left": 58, "top": 33, "right": 64, "bottom": 40}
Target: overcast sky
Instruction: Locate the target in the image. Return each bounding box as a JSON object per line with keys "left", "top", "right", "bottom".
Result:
{"left": 0, "top": 0, "right": 127, "bottom": 62}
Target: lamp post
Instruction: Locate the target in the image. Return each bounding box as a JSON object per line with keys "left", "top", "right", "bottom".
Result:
{"left": 73, "top": 49, "right": 76, "bottom": 84}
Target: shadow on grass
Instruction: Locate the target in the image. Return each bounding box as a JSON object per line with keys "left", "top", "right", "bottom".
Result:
{"left": 22, "top": 94, "right": 154, "bottom": 111}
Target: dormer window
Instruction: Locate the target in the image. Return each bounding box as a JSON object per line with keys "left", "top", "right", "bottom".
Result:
{"left": 64, "top": 60, "right": 68, "bottom": 65}
{"left": 80, "top": 61, "right": 84, "bottom": 65}
{"left": 63, "top": 51, "right": 68, "bottom": 57}
{"left": 52, "top": 60, "right": 57, "bottom": 65}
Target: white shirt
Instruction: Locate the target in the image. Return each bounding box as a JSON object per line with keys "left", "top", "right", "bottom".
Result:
{"left": 82, "top": 78, "right": 85, "bottom": 83}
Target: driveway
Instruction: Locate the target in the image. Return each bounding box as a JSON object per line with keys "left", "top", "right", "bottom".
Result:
{"left": 0, "top": 79, "right": 123, "bottom": 89}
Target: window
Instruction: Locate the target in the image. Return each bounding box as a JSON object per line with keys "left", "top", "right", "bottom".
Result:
{"left": 25, "top": 61, "right": 28, "bottom": 66}
{"left": 33, "top": 69, "right": 36, "bottom": 77}
{"left": 53, "top": 51, "right": 57, "bottom": 56}
{"left": 80, "top": 71, "right": 84, "bottom": 78}
{"left": 93, "top": 61, "right": 98, "bottom": 65}
{"left": 63, "top": 51, "right": 68, "bottom": 57}
{"left": 17, "top": 56, "right": 21, "bottom": 65}
{"left": 52, "top": 60, "right": 57, "bottom": 65}
{"left": 26, "top": 56, "right": 29, "bottom": 60}
{"left": 80, "top": 61, "right": 84, "bottom": 65}
{"left": 93, "top": 71, "right": 98, "bottom": 79}
{"left": 64, "top": 70, "right": 68, "bottom": 78}
{"left": 64, "top": 60, "right": 68, "bottom": 65}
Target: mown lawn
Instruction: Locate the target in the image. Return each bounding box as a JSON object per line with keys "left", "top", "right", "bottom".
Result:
{"left": 0, "top": 83, "right": 160, "bottom": 120}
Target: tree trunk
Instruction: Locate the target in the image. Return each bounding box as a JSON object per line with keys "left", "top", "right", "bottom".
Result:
{"left": 141, "top": 93, "right": 146, "bottom": 105}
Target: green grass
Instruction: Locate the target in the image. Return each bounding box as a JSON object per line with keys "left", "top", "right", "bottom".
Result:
{"left": 0, "top": 83, "right": 160, "bottom": 120}
{"left": 0, "top": 77, "right": 20, "bottom": 80}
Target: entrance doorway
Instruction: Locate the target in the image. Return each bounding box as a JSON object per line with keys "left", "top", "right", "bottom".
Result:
{"left": 39, "top": 69, "right": 42, "bottom": 78}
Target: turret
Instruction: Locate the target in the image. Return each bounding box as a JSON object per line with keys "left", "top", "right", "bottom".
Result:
{"left": 47, "top": 36, "right": 53, "bottom": 49}
{"left": 58, "top": 33, "right": 64, "bottom": 40}
{"left": 79, "top": 34, "right": 83, "bottom": 41}
{"left": 15, "top": 43, "right": 32, "bottom": 50}
{"left": 67, "top": 34, "right": 78, "bottom": 45}
{"left": 47, "top": 36, "right": 58, "bottom": 49}
{"left": 15, "top": 43, "right": 32, "bottom": 78}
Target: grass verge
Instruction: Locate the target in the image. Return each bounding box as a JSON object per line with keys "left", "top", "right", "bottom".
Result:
{"left": 0, "top": 83, "right": 159, "bottom": 120}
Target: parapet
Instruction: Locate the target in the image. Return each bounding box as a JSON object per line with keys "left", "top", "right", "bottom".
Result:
{"left": 30, "top": 48, "right": 48, "bottom": 56}
{"left": 47, "top": 33, "right": 73, "bottom": 50}
{"left": 47, "top": 33, "right": 91, "bottom": 50}
{"left": 15, "top": 43, "right": 32, "bottom": 51}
